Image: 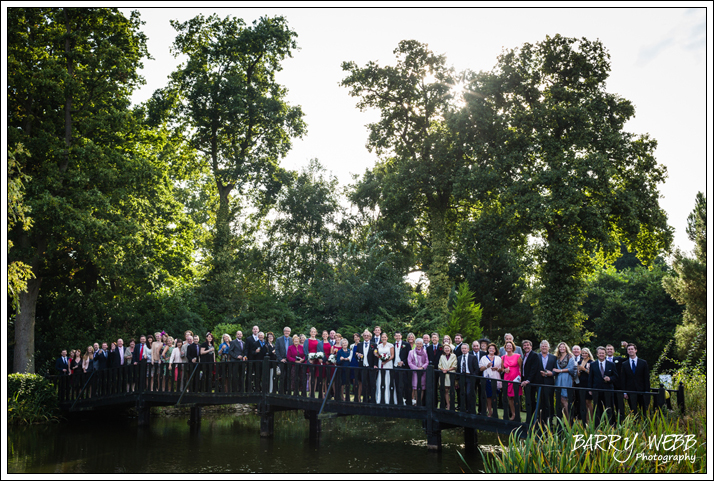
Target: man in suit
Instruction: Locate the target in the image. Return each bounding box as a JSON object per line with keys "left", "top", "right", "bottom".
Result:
{"left": 371, "top": 326, "right": 382, "bottom": 349}
{"left": 621, "top": 343, "right": 650, "bottom": 415}
{"left": 456, "top": 343, "right": 478, "bottom": 413}
{"left": 107, "top": 339, "right": 126, "bottom": 394}
{"left": 354, "top": 330, "right": 377, "bottom": 402}
{"left": 55, "top": 349, "right": 70, "bottom": 375}
{"left": 245, "top": 325, "right": 262, "bottom": 392}
{"left": 471, "top": 339, "right": 489, "bottom": 414}
{"left": 499, "top": 333, "right": 524, "bottom": 357}
{"left": 589, "top": 346, "right": 619, "bottom": 425}
{"left": 426, "top": 333, "right": 442, "bottom": 368}
{"left": 187, "top": 335, "right": 201, "bottom": 392}
{"left": 108, "top": 339, "right": 125, "bottom": 368}
{"left": 519, "top": 340, "right": 540, "bottom": 423}
{"left": 228, "top": 330, "right": 247, "bottom": 392}
{"left": 606, "top": 343, "right": 627, "bottom": 418}
{"left": 534, "top": 340, "right": 557, "bottom": 424}
{"left": 393, "top": 331, "right": 411, "bottom": 405}
{"left": 452, "top": 334, "right": 465, "bottom": 360}
{"left": 426, "top": 332, "right": 443, "bottom": 396}
{"left": 275, "top": 327, "right": 292, "bottom": 364}
{"left": 132, "top": 335, "right": 148, "bottom": 391}
{"left": 55, "top": 349, "right": 70, "bottom": 401}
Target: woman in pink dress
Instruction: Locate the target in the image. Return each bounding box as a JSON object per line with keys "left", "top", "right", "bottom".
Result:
{"left": 303, "top": 327, "right": 323, "bottom": 395}
{"left": 501, "top": 340, "right": 523, "bottom": 421}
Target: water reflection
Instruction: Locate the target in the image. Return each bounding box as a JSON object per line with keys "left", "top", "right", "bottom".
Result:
{"left": 8, "top": 411, "right": 502, "bottom": 473}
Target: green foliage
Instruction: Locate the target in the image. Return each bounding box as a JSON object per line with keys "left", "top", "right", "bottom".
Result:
{"left": 7, "top": 144, "right": 35, "bottom": 312}
{"left": 582, "top": 263, "right": 683, "bottom": 363}
{"left": 462, "top": 35, "right": 672, "bottom": 345}
{"left": 343, "top": 40, "right": 469, "bottom": 325}
{"left": 662, "top": 192, "right": 706, "bottom": 357}
{"left": 166, "top": 13, "right": 306, "bottom": 320}
{"left": 451, "top": 207, "right": 532, "bottom": 340}
{"left": 483, "top": 412, "right": 706, "bottom": 473}
{"left": 7, "top": 374, "right": 58, "bottom": 425}
{"left": 444, "top": 282, "right": 483, "bottom": 344}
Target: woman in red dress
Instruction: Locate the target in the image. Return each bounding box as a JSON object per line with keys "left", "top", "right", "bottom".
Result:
{"left": 303, "top": 327, "right": 324, "bottom": 395}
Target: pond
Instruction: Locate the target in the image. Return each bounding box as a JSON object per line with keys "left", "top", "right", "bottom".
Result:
{"left": 7, "top": 408, "right": 505, "bottom": 473}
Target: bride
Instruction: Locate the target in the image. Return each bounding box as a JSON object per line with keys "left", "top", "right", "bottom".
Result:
{"left": 375, "top": 332, "right": 397, "bottom": 404}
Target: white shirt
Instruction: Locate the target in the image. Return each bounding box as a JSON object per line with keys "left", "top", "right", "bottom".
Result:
{"left": 461, "top": 354, "right": 469, "bottom": 374}
{"left": 362, "top": 341, "right": 370, "bottom": 367}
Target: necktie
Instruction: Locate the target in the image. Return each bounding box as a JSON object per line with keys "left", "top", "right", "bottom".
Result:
{"left": 120, "top": 348, "right": 124, "bottom": 365}
{"left": 632, "top": 360, "right": 635, "bottom": 373}
{"left": 600, "top": 362, "right": 605, "bottom": 376}
{"left": 140, "top": 345, "right": 144, "bottom": 360}
{"left": 462, "top": 356, "right": 466, "bottom": 373}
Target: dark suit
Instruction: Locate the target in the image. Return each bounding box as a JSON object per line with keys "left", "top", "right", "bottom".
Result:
{"left": 245, "top": 336, "right": 263, "bottom": 392}
{"left": 393, "top": 341, "right": 411, "bottom": 404}
{"left": 186, "top": 343, "right": 200, "bottom": 391}
{"left": 275, "top": 336, "right": 291, "bottom": 363}
{"left": 456, "top": 352, "right": 478, "bottom": 412}
{"left": 427, "top": 343, "right": 443, "bottom": 395}
{"left": 608, "top": 356, "right": 627, "bottom": 417}
{"left": 354, "top": 340, "right": 377, "bottom": 402}
{"left": 533, "top": 353, "right": 557, "bottom": 423}
{"left": 589, "top": 359, "right": 619, "bottom": 424}
{"left": 520, "top": 350, "right": 540, "bottom": 421}
{"left": 95, "top": 349, "right": 108, "bottom": 370}
{"left": 228, "top": 339, "right": 247, "bottom": 392}
{"left": 620, "top": 357, "right": 650, "bottom": 413}
{"left": 108, "top": 348, "right": 125, "bottom": 369}
{"left": 55, "top": 356, "right": 70, "bottom": 375}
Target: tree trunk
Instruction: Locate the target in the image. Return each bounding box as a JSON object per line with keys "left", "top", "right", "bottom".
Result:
{"left": 14, "top": 276, "right": 42, "bottom": 373}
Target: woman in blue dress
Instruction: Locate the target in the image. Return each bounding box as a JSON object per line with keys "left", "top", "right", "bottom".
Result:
{"left": 553, "top": 341, "right": 577, "bottom": 419}
{"left": 335, "top": 338, "right": 352, "bottom": 401}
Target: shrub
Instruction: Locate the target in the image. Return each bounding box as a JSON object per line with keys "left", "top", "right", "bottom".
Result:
{"left": 7, "top": 373, "right": 58, "bottom": 424}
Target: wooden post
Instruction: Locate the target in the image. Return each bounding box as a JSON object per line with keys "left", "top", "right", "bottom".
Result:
{"left": 306, "top": 410, "right": 321, "bottom": 440}
{"left": 189, "top": 406, "right": 202, "bottom": 425}
{"left": 464, "top": 427, "right": 478, "bottom": 453}
{"left": 137, "top": 400, "right": 151, "bottom": 427}
{"left": 260, "top": 409, "right": 274, "bottom": 437}
{"left": 425, "top": 365, "right": 441, "bottom": 451}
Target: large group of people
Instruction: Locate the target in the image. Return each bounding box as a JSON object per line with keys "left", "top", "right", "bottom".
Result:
{"left": 55, "top": 326, "right": 651, "bottom": 424}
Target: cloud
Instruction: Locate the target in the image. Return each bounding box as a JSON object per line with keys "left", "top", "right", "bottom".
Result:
{"left": 636, "top": 10, "right": 705, "bottom": 66}
{"left": 636, "top": 38, "right": 674, "bottom": 66}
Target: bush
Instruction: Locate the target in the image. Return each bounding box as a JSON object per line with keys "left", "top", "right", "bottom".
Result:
{"left": 7, "top": 373, "right": 58, "bottom": 424}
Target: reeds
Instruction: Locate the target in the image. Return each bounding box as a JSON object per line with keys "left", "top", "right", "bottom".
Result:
{"left": 481, "top": 410, "right": 706, "bottom": 473}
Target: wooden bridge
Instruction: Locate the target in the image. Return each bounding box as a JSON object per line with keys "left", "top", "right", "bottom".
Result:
{"left": 53, "top": 358, "right": 684, "bottom": 451}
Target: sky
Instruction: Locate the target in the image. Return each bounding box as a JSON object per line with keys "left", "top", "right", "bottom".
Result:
{"left": 2, "top": 5, "right": 708, "bottom": 257}
{"left": 119, "top": 5, "right": 710, "bottom": 256}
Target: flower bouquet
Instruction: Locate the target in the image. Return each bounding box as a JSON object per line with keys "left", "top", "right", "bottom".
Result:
{"left": 379, "top": 352, "right": 391, "bottom": 362}
{"left": 328, "top": 354, "right": 336, "bottom": 364}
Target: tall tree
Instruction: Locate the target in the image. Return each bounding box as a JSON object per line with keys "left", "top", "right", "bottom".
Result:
{"left": 662, "top": 192, "right": 706, "bottom": 356}
{"left": 461, "top": 35, "right": 672, "bottom": 345}
{"left": 7, "top": 8, "right": 195, "bottom": 373}
{"left": 342, "top": 40, "right": 469, "bottom": 323}
{"left": 7, "top": 144, "right": 35, "bottom": 312}
{"left": 166, "top": 14, "right": 306, "bottom": 317}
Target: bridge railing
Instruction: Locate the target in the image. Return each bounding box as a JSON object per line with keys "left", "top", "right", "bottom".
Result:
{"left": 50, "top": 359, "right": 685, "bottom": 424}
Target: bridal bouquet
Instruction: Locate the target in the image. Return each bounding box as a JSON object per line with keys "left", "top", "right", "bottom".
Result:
{"left": 328, "top": 354, "right": 336, "bottom": 364}
{"left": 379, "top": 352, "right": 391, "bottom": 362}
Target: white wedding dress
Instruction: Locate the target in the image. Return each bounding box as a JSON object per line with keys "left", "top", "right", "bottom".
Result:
{"left": 376, "top": 342, "right": 397, "bottom": 404}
